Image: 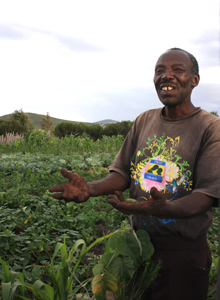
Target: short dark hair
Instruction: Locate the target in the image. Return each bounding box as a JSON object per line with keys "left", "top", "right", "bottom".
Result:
{"left": 169, "top": 47, "right": 199, "bottom": 76}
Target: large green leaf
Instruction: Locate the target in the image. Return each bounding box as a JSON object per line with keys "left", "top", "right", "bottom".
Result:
{"left": 100, "top": 252, "right": 115, "bottom": 268}
{"left": 108, "top": 256, "right": 136, "bottom": 283}
{"left": 2, "top": 282, "right": 11, "bottom": 300}
{"left": 0, "top": 258, "right": 11, "bottom": 282}
{"left": 57, "top": 266, "right": 69, "bottom": 299}
{"left": 51, "top": 242, "right": 65, "bottom": 262}
{"left": 116, "top": 233, "right": 140, "bottom": 261}
{"left": 31, "top": 280, "right": 53, "bottom": 300}
{"left": 59, "top": 245, "right": 69, "bottom": 297}
{"left": 60, "top": 244, "right": 68, "bottom": 266}
{"left": 92, "top": 272, "right": 117, "bottom": 296}
{"left": 93, "top": 263, "right": 104, "bottom": 276}
{"left": 108, "top": 231, "right": 123, "bottom": 251}
{"left": 32, "top": 280, "right": 45, "bottom": 295}
{"left": 17, "top": 272, "right": 25, "bottom": 297}
{"left": 44, "top": 284, "right": 55, "bottom": 299}
{"left": 69, "top": 239, "right": 86, "bottom": 261}
{"left": 135, "top": 230, "right": 154, "bottom": 261}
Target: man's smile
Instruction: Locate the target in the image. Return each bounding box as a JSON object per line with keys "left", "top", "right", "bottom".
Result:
{"left": 159, "top": 83, "right": 177, "bottom": 94}
{"left": 161, "top": 86, "right": 173, "bottom": 91}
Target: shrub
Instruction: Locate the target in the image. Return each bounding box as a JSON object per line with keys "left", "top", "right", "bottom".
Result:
{"left": 54, "top": 122, "right": 104, "bottom": 140}
{"left": 0, "top": 120, "right": 24, "bottom": 136}
{"left": 103, "top": 121, "right": 134, "bottom": 138}
{"left": 54, "top": 122, "right": 79, "bottom": 138}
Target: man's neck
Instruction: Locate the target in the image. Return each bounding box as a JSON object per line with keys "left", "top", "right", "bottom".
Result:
{"left": 163, "top": 104, "right": 197, "bottom": 119}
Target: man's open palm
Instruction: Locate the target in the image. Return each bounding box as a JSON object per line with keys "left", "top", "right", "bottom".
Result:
{"left": 108, "top": 187, "right": 166, "bottom": 215}
{"left": 49, "top": 169, "right": 90, "bottom": 203}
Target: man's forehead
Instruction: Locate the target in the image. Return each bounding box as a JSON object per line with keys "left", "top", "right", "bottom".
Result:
{"left": 155, "top": 50, "right": 191, "bottom": 67}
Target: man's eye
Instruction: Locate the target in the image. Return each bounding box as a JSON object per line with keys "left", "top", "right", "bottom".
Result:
{"left": 174, "top": 68, "right": 184, "bottom": 72}
{"left": 155, "top": 69, "right": 163, "bottom": 74}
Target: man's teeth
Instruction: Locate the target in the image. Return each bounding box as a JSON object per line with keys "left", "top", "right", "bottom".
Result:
{"left": 162, "top": 86, "right": 173, "bottom": 91}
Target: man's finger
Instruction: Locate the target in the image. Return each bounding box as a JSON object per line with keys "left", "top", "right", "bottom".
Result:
{"left": 50, "top": 192, "right": 65, "bottom": 200}
{"left": 49, "top": 184, "right": 64, "bottom": 193}
{"left": 115, "top": 191, "right": 126, "bottom": 202}
{"left": 150, "top": 186, "right": 165, "bottom": 200}
{"left": 108, "top": 195, "right": 119, "bottom": 208}
{"left": 60, "top": 168, "right": 74, "bottom": 180}
{"left": 108, "top": 195, "right": 134, "bottom": 214}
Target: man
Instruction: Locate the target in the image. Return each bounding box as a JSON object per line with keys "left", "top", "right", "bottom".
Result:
{"left": 50, "top": 48, "right": 220, "bottom": 300}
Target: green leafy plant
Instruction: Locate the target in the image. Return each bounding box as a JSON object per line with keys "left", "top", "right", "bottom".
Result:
{"left": 1, "top": 231, "right": 122, "bottom": 299}
{"left": 92, "top": 229, "right": 161, "bottom": 300}
{"left": 0, "top": 258, "right": 25, "bottom": 300}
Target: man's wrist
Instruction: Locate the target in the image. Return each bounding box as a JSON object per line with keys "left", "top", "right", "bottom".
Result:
{"left": 87, "top": 181, "right": 101, "bottom": 197}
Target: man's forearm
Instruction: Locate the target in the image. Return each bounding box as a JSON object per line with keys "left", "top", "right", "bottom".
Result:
{"left": 88, "top": 172, "right": 130, "bottom": 197}
{"left": 153, "top": 192, "right": 215, "bottom": 219}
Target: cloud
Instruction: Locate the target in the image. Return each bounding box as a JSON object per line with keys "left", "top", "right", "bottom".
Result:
{"left": 55, "top": 35, "right": 106, "bottom": 52}
{"left": 81, "top": 87, "right": 162, "bottom": 122}
{"left": 193, "top": 83, "right": 220, "bottom": 114}
{"left": 0, "top": 22, "right": 106, "bottom": 53}
{"left": 191, "top": 29, "right": 219, "bottom": 68}
{"left": 0, "top": 23, "right": 29, "bottom": 39}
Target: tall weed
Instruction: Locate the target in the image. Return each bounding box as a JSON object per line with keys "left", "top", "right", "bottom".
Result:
{"left": 0, "top": 131, "right": 124, "bottom": 155}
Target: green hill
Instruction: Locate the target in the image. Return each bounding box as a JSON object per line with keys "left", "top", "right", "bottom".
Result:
{"left": 28, "top": 112, "right": 83, "bottom": 129}
{"left": 0, "top": 112, "right": 117, "bottom": 129}
{"left": 0, "top": 113, "right": 84, "bottom": 129}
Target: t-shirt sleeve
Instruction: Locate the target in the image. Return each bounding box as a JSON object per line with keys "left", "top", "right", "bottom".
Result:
{"left": 192, "top": 119, "right": 220, "bottom": 200}
{"left": 108, "top": 123, "right": 136, "bottom": 184}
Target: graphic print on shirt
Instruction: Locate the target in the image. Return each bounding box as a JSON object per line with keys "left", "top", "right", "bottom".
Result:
{"left": 130, "top": 134, "right": 193, "bottom": 224}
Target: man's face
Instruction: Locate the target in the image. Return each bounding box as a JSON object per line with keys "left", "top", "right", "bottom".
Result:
{"left": 153, "top": 50, "right": 199, "bottom": 108}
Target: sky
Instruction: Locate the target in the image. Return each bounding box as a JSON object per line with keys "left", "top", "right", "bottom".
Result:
{"left": 0, "top": 0, "right": 219, "bottom": 123}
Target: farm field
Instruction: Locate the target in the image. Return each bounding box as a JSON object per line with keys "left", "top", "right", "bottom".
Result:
{"left": 0, "top": 131, "right": 219, "bottom": 299}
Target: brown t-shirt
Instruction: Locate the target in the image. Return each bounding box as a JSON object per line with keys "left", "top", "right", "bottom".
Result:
{"left": 109, "top": 108, "right": 220, "bottom": 239}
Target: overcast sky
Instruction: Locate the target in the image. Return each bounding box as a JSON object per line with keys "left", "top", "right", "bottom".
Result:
{"left": 0, "top": 0, "right": 219, "bottom": 123}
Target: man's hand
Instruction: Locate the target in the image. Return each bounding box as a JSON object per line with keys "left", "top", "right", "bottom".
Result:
{"left": 49, "top": 169, "right": 90, "bottom": 203}
{"left": 108, "top": 187, "right": 166, "bottom": 215}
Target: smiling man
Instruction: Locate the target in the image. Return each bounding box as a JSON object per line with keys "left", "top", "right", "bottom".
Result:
{"left": 154, "top": 48, "right": 200, "bottom": 117}
{"left": 50, "top": 48, "right": 220, "bottom": 300}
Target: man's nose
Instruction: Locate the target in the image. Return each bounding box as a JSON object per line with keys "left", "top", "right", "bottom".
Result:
{"left": 161, "top": 68, "right": 174, "bottom": 79}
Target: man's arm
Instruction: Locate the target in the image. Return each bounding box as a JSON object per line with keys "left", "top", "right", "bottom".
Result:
{"left": 88, "top": 171, "right": 130, "bottom": 197}
{"left": 49, "top": 169, "right": 129, "bottom": 203}
{"left": 108, "top": 188, "right": 215, "bottom": 219}
{"left": 156, "top": 192, "right": 215, "bottom": 218}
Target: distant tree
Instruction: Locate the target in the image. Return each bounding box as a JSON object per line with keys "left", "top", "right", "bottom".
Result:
{"left": 10, "top": 109, "right": 33, "bottom": 132}
{"left": 54, "top": 122, "right": 103, "bottom": 140}
{"left": 54, "top": 120, "right": 131, "bottom": 139}
{"left": 54, "top": 122, "right": 77, "bottom": 138}
{"left": 117, "top": 121, "right": 134, "bottom": 137}
{"left": 87, "top": 124, "right": 103, "bottom": 140}
{"left": 103, "top": 123, "right": 119, "bottom": 137}
{"left": 41, "top": 112, "right": 54, "bottom": 132}
{"left": 210, "top": 111, "right": 219, "bottom": 117}
{"left": 0, "top": 109, "right": 33, "bottom": 135}
{"left": 103, "top": 121, "right": 133, "bottom": 138}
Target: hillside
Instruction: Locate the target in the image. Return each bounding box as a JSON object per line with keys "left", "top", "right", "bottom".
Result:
{"left": 0, "top": 112, "right": 118, "bottom": 129}
{"left": 94, "top": 119, "right": 118, "bottom": 124}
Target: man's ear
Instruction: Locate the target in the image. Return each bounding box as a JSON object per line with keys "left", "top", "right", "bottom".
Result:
{"left": 192, "top": 74, "right": 200, "bottom": 88}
